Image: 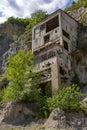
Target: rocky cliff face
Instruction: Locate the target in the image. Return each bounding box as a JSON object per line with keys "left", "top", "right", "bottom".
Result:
{"left": 0, "top": 23, "right": 24, "bottom": 56}
{"left": 71, "top": 50, "right": 87, "bottom": 94}
{"left": 0, "top": 23, "right": 25, "bottom": 74}
{"left": 67, "top": 7, "right": 87, "bottom": 25}
{"left": 67, "top": 7, "right": 87, "bottom": 94}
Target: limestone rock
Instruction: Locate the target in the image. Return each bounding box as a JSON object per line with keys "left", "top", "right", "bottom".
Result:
{"left": 44, "top": 108, "right": 66, "bottom": 130}
{"left": 80, "top": 97, "right": 87, "bottom": 112}
{"left": 44, "top": 108, "right": 87, "bottom": 130}
{"left": 0, "top": 23, "right": 25, "bottom": 74}
{"left": 0, "top": 102, "right": 38, "bottom": 125}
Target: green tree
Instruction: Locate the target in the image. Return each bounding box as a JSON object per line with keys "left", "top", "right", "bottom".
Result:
{"left": 3, "top": 51, "right": 41, "bottom": 102}
{"left": 4, "top": 16, "right": 30, "bottom": 28}
{"left": 70, "top": 0, "right": 87, "bottom": 10}
{"left": 26, "top": 10, "right": 48, "bottom": 30}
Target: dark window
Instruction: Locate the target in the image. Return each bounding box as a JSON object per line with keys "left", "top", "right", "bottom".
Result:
{"left": 41, "top": 54, "right": 47, "bottom": 61}
{"left": 46, "top": 16, "right": 59, "bottom": 33}
{"left": 44, "top": 34, "right": 50, "bottom": 43}
{"left": 66, "top": 26, "right": 67, "bottom": 30}
{"left": 40, "top": 81, "right": 52, "bottom": 97}
{"left": 63, "top": 40, "right": 68, "bottom": 51}
{"left": 48, "top": 51, "right": 55, "bottom": 58}
{"left": 55, "top": 30, "right": 57, "bottom": 33}
{"left": 62, "top": 29, "right": 70, "bottom": 39}
{"left": 59, "top": 67, "right": 66, "bottom": 75}
{"left": 40, "top": 24, "right": 45, "bottom": 30}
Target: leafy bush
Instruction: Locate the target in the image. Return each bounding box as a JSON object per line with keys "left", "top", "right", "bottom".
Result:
{"left": 3, "top": 84, "right": 41, "bottom": 102}
{"left": 36, "top": 84, "right": 84, "bottom": 118}
{"left": 47, "top": 84, "right": 84, "bottom": 113}
{"left": 37, "top": 96, "right": 49, "bottom": 118}
{"left": 37, "top": 82, "right": 52, "bottom": 118}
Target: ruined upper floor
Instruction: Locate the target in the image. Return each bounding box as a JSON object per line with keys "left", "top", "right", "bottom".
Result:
{"left": 32, "top": 9, "right": 78, "bottom": 54}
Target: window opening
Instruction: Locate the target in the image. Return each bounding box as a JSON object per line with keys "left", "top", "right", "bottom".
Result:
{"left": 62, "top": 29, "right": 70, "bottom": 39}
{"left": 44, "top": 34, "right": 50, "bottom": 43}
{"left": 63, "top": 40, "right": 68, "bottom": 51}
{"left": 59, "top": 67, "right": 66, "bottom": 75}
{"left": 46, "top": 16, "right": 59, "bottom": 33}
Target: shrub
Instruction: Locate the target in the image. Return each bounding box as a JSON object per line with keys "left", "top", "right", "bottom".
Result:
{"left": 47, "top": 84, "right": 84, "bottom": 113}
{"left": 37, "top": 96, "right": 49, "bottom": 118}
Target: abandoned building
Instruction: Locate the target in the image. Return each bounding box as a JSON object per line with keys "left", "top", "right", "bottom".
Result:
{"left": 32, "top": 9, "right": 78, "bottom": 94}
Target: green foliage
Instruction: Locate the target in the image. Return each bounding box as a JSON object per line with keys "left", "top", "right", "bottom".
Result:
{"left": 8, "top": 128, "right": 19, "bottom": 130}
{"left": 37, "top": 96, "right": 49, "bottom": 118}
{"left": 47, "top": 84, "right": 83, "bottom": 113}
{"left": 4, "top": 10, "right": 47, "bottom": 31}
{"left": 23, "top": 30, "right": 32, "bottom": 49}
{"left": 4, "top": 16, "right": 30, "bottom": 28}
{"left": 13, "top": 35, "right": 19, "bottom": 41}
{"left": 70, "top": 1, "right": 80, "bottom": 10}
{"left": 3, "top": 51, "right": 41, "bottom": 102}
{"left": 80, "top": 12, "right": 87, "bottom": 23}
{"left": 45, "top": 82, "right": 52, "bottom": 98}
{"left": 31, "top": 10, "right": 47, "bottom": 19}
{"left": 77, "top": 41, "right": 87, "bottom": 50}
{"left": 37, "top": 83, "right": 52, "bottom": 118}
{"left": 37, "top": 84, "right": 84, "bottom": 118}
{"left": 0, "top": 89, "right": 4, "bottom": 105}
{"left": 39, "top": 124, "right": 45, "bottom": 129}
{"left": 26, "top": 10, "right": 48, "bottom": 30}
{"left": 67, "top": 0, "right": 87, "bottom": 10}
{"left": 71, "top": 73, "right": 79, "bottom": 85}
